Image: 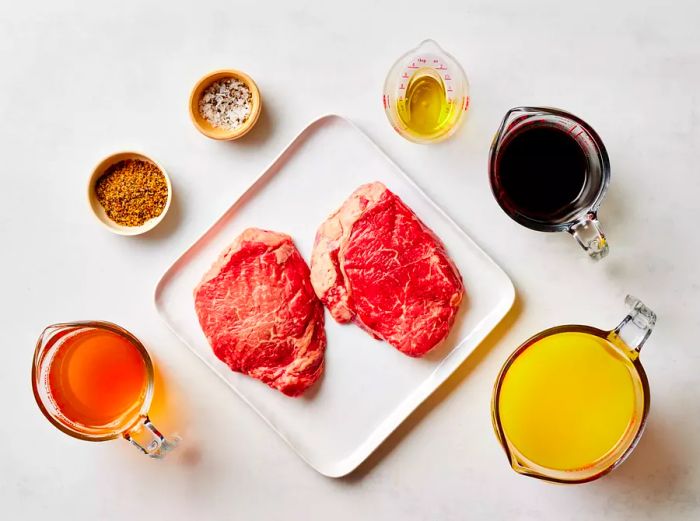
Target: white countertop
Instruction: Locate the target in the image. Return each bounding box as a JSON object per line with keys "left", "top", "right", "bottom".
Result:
{"left": 2, "top": 1, "right": 699, "bottom": 519}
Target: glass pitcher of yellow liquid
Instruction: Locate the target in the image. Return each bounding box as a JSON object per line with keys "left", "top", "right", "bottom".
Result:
{"left": 32, "top": 321, "right": 178, "bottom": 458}
{"left": 383, "top": 39, "right": 470, "bottom": 143}
{"left": 492, "top": 296, "right": 656, "bottom": 483}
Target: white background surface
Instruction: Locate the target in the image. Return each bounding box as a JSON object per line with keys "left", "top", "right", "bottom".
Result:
{"left": 1, "top": 1, "right": 699, "bottom": 519}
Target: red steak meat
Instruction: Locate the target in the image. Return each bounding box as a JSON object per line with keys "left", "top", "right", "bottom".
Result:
{"left": 194, "top": 228, "right": 325, "bottom": 396}
{"left": 311, "top": 182, "right": 464, "bottom": 357}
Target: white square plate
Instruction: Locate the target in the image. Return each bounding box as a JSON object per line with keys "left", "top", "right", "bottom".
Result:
{"left": 154, "top": 115, "right": 515, "bottom": 477}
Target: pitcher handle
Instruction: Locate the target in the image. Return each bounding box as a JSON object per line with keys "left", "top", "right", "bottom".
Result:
{"left": 123, "top": 415, "right": 179, "bottom": 459}
{"left": 612, "top": 295, "right": 657, "bottom": 355}
{"left": 569, "top": 212, "right": 609, "bottom": 260}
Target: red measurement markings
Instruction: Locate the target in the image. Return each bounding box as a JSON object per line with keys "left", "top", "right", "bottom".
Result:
{"left": 567, "top": 126, "right": 585, "bottom": 139}
{"left": 437, "top": 64, "right": 447, "bottom": 70}
{"left": 402, "top": 72, "right": 409, "bottom": 78}
{"left": 383, "top": 95, "right": 388, "bottom": 109}
{"left": 464, "top": 97, "right": 470, "bottom": 111}
{"left": 444, "top": 74, "right": 452, "bottom": 81}
{"left": 447, "top": 86, "right": 453, "bottom": 92}
{"left": 417, "top": 57, "right": 426, "bottom": 63}
{"left": 399, "top": 83, "right": 405, "bottom": 90}
{"left": 407, "top": 62, "right": 419, "bottom": 69}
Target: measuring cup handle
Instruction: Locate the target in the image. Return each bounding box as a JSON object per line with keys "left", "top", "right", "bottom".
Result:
{"left": 569, "top": 212, "right": 609, "bottom": 260}
{"left": 612, "top": 295, "right": 657, "bottom": 354}
{"left": 123, "top": 416, "right": 179, "bottom": 459}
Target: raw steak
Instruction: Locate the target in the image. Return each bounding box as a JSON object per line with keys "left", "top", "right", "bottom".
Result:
{"left": 194, "top": 228, "right": 325, "bottom": 396}
{"left": 310, "top": 182, "right": 464, "bottom": 357}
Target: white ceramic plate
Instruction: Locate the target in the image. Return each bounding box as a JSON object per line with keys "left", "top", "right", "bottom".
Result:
{"left": 154, "top": 115, "right": 515, "bottom": 477}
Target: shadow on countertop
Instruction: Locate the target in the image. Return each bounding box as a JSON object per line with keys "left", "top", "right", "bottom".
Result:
{"left": 586, "top": 417, "right": 699, "bottom": 516}
{"left": 340, "top": 291, "right": 524, "bottom": 482}
{"left": 227, "top": 102, "right": 274, "bottom": 149}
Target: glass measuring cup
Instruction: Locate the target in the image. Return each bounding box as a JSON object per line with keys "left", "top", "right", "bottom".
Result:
{"left": 492, "top": 296, "right": 656, "bottom": 483}
{"left": 32, "top": 321, "right": 178, "bottom": 458}
{"left": 489, "top": 107, "right": 610, "bottom": 259}
{"left": 383, "top": 39, "right": 470, "bottom": 143}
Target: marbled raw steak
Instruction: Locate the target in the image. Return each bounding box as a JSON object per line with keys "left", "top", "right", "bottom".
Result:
{"left": 310, "top": 182, "right": 464, "bottom": 357}
{"left": 194, "top": 228, "right": 325, "bottom": 396}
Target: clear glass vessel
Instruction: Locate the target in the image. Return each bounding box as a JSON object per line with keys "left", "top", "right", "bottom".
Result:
{"left": 383, "top": 39, "right": 470, "bottom": 143}
{"left": 492, "top": 296, "right": 656, "bottom": 483}
{"left": 489, "top": 106, "right": 611, "bottom": 260}
{"left": 32, "top": 321, "right": 178, "bottom": 458}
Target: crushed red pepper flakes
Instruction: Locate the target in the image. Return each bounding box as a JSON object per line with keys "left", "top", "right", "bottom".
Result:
{"left": 95, "top": 159, "right": 168, "bottom": 227}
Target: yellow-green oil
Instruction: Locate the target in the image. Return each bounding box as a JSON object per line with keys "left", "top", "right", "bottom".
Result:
{"left": 396, "top": 68, "right": 460, "bottom": 139}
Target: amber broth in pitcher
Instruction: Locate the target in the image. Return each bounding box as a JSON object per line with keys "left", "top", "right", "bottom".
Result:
{"left": 45, "top": 327, "right": 149, "bottom": 431}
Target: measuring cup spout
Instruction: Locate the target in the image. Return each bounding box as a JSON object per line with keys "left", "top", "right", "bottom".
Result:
{"left": 490, "top": 107, "right": 537, "bottom": 154}
{"left": 415, "top": 39, "right": 442, "bottom": 53}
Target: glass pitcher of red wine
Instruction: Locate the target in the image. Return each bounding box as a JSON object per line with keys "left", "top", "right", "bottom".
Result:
{"left": 489, "top": 107, "right": 611, "bottom": 260}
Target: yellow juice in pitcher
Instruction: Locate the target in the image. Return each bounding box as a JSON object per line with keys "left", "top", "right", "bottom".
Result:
{"left": 497, "top": 331, "right": 645, "bottom": 471}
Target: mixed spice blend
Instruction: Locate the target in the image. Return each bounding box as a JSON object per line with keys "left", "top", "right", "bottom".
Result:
{"left": 95, "top": 159, "right": 168, "bottom": 227}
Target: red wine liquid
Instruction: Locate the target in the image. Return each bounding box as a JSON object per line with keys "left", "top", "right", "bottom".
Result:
{"left": 497, "top": 125, "right": 587, "bottom": 219}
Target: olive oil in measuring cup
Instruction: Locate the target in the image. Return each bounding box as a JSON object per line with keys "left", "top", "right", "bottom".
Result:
{"left": 396, "top": 69, "right": 460, "bottom": 137}
{"left": 383, "top": 40, "right": 469, "bottom": 143}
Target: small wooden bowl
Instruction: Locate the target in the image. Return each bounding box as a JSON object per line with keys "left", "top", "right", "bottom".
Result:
{"left": 88, "top": 151, "right": 172, "bottom": 236}
{"left": 189, "top": 69, "right": 262, "bottom": 141}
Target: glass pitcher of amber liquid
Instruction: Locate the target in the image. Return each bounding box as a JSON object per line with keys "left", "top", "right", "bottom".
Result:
{"left": 492, "top": 296, "right": 656, "bottom": 483}
{"left": 32, "top": 321, "right": 177, "bottom": 457}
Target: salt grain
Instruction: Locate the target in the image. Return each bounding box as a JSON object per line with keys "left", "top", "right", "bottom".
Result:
{"left": 198, "top": 78, "right": 252, "bottom": 130}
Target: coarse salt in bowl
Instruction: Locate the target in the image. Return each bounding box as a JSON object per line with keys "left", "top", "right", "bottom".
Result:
{"left": 189, "top": 69, "right": 262, "bottom": 141}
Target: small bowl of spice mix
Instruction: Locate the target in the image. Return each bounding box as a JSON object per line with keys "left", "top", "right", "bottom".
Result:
{"left": 88, "top": 152, "right": 172, "bottom": 235}
{"left": 189, "top": 69, "right": 262, "bottom": 140}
